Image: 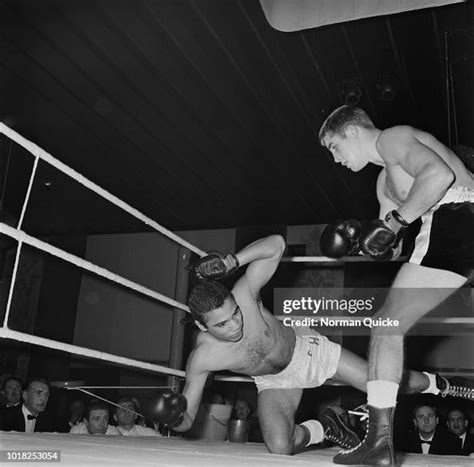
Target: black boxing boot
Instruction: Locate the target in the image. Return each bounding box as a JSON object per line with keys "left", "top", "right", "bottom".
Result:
{"left": 320, "top": 407, "right": 360, "bottom": 450}
{"left": 333, "top": 405, "right": 397, "bottom": 466}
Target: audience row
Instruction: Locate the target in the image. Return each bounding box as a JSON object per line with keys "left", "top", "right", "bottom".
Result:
{"left": 0, "top": 377, "right": 160, "bottom": 436}
{"left": 1, "top": 375, "right": 473, "bottom": 456}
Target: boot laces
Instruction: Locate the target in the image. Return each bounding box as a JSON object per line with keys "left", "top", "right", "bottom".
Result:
{"left": 324, "top": 427, "right": 353, "bottom": 450}
{"left": 338, "top": 418, "right": 367, "bottom": 455}
{"left": 440, "top": 380, "right": 474, "bottom": 399}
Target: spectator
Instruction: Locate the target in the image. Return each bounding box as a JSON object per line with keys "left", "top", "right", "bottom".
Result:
{"left": 402, "top": 404, "right": 460, "bottom": 455}
{"left": 2, "top": 378, "right": 54, "bottom": 433}
{"left": 57, "top": 398, "right": 86, "bottom": 433}
{"left": 1, "top": 377, "right": 22, "bottom": 408}
{"left": 233, "top": 399, "right": 251, "bottom": 420}
{"left": 113, "top": 396, "right": 160, "bottom": 436}
{"left": 447, "top": 408, "right": 474, "bottom": 455}
{"left": 130, "top": 397, "right": 147, "bottom": 427}
{"left": 202, "top": 389, "right": 225, "bottom": 405}
{"left": 70, "top": 399, "right": 120, "bottom": 435}
{"left": 231, "top": 398, "right": 263, "bottom": 443}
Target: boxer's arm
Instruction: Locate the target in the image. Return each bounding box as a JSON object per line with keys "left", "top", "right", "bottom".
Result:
{"left": 376, "top": 170, "right": 402, "bottom": 258}
{"left": 377, "top": 127, "right": 454, "bottom": 223}
{"left": 235, "top": 235, "right": 286, "bottom": 298}
{"left": 174, "top": 348, "right": 211, "bottom": 432}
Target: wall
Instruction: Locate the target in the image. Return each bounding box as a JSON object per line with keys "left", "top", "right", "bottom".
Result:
{"left": 73, "top": 228, "right": 236, "bottom": 364}
{"left": 74, "top": 232, "right": 177, "bottom": 362}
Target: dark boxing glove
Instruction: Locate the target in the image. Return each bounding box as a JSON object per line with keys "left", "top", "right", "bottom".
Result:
{"left": 188, "top": 251, "right": 239, "bottom": 282}
{"left": 148, "top": 391, "right": 187, "bottom": 428}
{"left": 359, "top": 210, "right": 409, "bottom": 260}
{"left": 320, "top": 219, "right": 362, "bottom": 258}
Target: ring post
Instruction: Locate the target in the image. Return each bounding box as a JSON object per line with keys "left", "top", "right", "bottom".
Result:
{"left": 168, "top": 247, "right": 192, "bottom": 391}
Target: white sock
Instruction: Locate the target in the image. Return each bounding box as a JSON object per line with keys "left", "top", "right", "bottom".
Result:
{"left": 421, "top": 372, "right": 440, "bottom": 395}
{"left": 300, "top": 419, "right": 324, "bottom": 446}
{"left": 367, "top": 380, "right": 399, "bottom": 408}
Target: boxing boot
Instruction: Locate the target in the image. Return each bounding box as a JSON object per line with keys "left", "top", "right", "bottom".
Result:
{"left": 320, "top": 406, "right": 360, "bottom": 449}
{"left": 333, "top": 405, "right": 397, "bottom": 466}
{"left": 436, "top": 374, "right": 474, "bottom": 400}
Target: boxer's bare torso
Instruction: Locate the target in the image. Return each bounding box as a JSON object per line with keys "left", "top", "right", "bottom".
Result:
{"left": 376, "top": 126, "right": 474, "bottom": 207}
{"left": 189, "top": 280, "right": 295, "bottom": 377}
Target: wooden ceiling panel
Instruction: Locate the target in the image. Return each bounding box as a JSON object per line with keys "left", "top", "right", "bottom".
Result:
{"left": 0, "top": 0, "right": 472, "bottom": 235}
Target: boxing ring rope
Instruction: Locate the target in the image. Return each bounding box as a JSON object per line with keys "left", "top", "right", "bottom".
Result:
{"left": 0, "top": 123, "right": 472, "bottom": 390}
{"left": 0, "top": 328, "right": 185, "bottom": 377}
{"left": 0, "top": 123, "right": 206, "bottom": 257}
{"left": 0, "top": 123, "right": 272, "bottom": 385}
{"left": 0, "top": 222, "right": 191, "bottom": 320}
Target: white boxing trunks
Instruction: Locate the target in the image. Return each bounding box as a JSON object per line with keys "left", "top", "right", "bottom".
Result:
{"left": 253, "top": 326, "right": 341, "bottom": 393}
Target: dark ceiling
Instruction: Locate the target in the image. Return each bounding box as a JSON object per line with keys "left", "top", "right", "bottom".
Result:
{"left": 0, "top": 0, "right": 473, "bottom": 237}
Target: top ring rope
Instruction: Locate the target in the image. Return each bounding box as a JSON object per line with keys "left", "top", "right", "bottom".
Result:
{"left": 0, "top": 222, "right": 190, "bottom": 314}
{"left": 0, "top": 123, "right": 205, "bottom": 257}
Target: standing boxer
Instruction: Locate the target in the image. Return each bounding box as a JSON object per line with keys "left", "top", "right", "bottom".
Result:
{"left": 319, "top": 105, "right": 474, "bottom": 465}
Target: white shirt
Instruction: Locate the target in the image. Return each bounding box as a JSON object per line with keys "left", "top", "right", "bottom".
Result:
{"left": 69, "top": 421, "right": 120, "bottom": 435}
{"left": 419, "top": 434, "right": 434, "bottom": 454}
{"left": 22, "top": 405, "right": 37, "bottom": 434}
{"left": 117, "top": 424, "right": 161, "bottom": 437}
{"left": 5, "top": 401, "right": 21, "bottom": 408}
{"left": 459, "top": 432, "right": 466, "bottom": 449}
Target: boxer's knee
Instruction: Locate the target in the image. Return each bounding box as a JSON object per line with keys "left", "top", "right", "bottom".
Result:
{"left": 265, "top": 434, "right": 294, "bottom": 455}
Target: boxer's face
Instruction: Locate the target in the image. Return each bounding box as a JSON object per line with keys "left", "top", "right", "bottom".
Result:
{"left": 414, "top": 406, "right": 438, "bottom": 436}
{"left": 323, "top": 127, "right": 368, "bottom": 172}
{"left": 201, "top": 296, "right": 243, "bottom": 342}
{"left": 447, "top": 410, "right": 467, "bottom": 436}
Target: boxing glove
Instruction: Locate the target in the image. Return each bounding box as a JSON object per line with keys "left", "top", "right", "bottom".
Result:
{"left": 320, "top": 220, "right": 362, "bottom": 258}
{"left": 359, "top": 211, "right": 409, "bottom": 260}
{"left": 188, "top": 251, "right": 239, "bottom": 283}
{"left": 148, "top": 391, "right": 187, "bottom": 428}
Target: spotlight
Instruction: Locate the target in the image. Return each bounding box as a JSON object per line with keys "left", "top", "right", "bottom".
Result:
{"left": 377, "top": 77, "right": 396, "bottom": 101}
{"left": 339, "top": 79, "right": 362, "bottom": 105}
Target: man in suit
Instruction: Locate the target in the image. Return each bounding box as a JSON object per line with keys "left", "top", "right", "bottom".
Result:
{"left": 403, "top": 403, "right": 461, "bottom": 455}
{"left": 1, "top": 376, "right": 22, "bottom": 408}
{"left": 0, "top": 376, "right": 22, "bottom": 429}
{"left": 447, "top": 408, "right": 474, "bottom": 455}
{"left": 2, "top": 378, "right": 55, "bottom": 432}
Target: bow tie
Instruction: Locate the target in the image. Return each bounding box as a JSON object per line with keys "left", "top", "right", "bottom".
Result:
{"left": 420, "top": 439, "right": 431, "bottom": 444}
{"left": 27, "top": 414, "right": 37, "bottom": 420}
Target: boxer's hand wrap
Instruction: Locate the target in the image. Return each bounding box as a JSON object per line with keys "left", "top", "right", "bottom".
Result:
{"left": 384, "top": 210, "right": 409, "bottom": 233}
{"left": 359, "top": 211, "right": 408, "bottom": 260}
{"left": 188, "top": 251, "right": 239, "bottom": 281}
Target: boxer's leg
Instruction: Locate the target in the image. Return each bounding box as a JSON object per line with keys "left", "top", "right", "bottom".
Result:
{"left": 258, "top": 387, "right": 361, "bottom": 455}
{"left": 368, "top": 264, "right": 467, "bottom": 383}
{"left": 333, "top": 347, "right": 433, "bottom": 395}
{"left": 334, "top": 263, "right": 467, "bottom": 465}
{"left": 258, "top": 387, "right": 305, "bottom": 454}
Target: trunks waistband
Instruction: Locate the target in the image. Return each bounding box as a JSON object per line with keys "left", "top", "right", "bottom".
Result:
{"left": 436, "top": 186, "right": 474, "bottom": 206}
